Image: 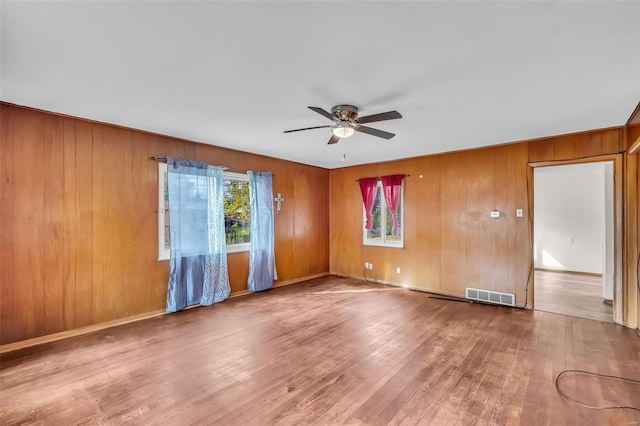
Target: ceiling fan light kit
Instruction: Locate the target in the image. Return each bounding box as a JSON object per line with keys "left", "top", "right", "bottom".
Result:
{"left": 332, "top": 123, "right": 355, "bottom": 138}
{"left": 284, "top": 104, "right": 402, "bottom": 145}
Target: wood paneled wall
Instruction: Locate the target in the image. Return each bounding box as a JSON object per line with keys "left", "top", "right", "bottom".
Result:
{"left": 329, "top": 129, "right": 626, "bottom": 310}
{"left": 0, "top": 103, "right": 329, "bottom": 345}
{"left": 2, "top": 100, "right": 637, "bottom": 346}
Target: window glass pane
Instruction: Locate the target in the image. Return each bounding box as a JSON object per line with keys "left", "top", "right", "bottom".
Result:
{"left": 223, "top": 178, "right": 250, "bottom": 245}
{"left": 385, "top": 190, "right": 402, "bottom": 241}
{"left": 366, "top": 187, "right": 382, "bottom": 241}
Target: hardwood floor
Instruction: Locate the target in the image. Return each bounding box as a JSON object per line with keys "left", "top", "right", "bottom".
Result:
{"left": 534, "top": 270, "right": 613, "bottom": 323}
{"left": 1, "top": 276, "right": 639, "bottom": 425}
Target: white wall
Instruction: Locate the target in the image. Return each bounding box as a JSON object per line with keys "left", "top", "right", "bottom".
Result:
{"left": 534, "top": 163, "right": 606, "bottom": 275}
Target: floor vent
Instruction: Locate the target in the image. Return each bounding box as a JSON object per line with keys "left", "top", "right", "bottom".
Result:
{"left": 465, "top": 287, "right": 515, "bottom": 307}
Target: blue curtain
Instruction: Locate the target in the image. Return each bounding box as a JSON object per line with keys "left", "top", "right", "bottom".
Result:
{"left": 247, "top": 171, "right": 276, "bottom": 292}
{"left": 204, "top": 166, "right": 231, "bottom": 304}
{"left": 166, "top": 157, "right": 230, "bottom": 312}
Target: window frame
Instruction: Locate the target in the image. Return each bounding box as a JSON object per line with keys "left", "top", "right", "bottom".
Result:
{"left": 223, "top": 171, "right": 250, "bottom": 254}
{"left": 157, "top": 163, "right": 250, "bottom": 261}
{"left": 362, "top": 180, "right": 404, "bottom": 248}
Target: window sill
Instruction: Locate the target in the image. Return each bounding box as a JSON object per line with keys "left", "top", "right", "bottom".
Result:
{"left": 363, "top": 241, "right": 404, "bottom": 249}
{"left": 226, "top": 243, "right": 250, "bottom": 254}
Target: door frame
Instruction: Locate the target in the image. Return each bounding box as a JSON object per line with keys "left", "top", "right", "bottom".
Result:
{"left": 527, "top": 154, "right": 624, "bottom": 324}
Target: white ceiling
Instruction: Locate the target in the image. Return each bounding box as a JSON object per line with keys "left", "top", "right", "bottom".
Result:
{"left": 2, "top": 1, "right": 639, "bottom": 169}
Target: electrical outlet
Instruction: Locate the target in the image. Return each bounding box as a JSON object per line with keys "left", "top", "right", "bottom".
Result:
{"left": 396, "top": 267, "right": 401, "bottom": 274}
{"left": 369, "top": 263, "right": 374, "bottom": 270}
{"left": 364, "top": 262, "right": 368, "bottom": 269}
{"left": 516, "top": 208, "right": 523, "bottom": 218}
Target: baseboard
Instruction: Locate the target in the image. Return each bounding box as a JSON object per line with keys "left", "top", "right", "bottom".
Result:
{"left": 273, "top": 272, "right": 330, "bottom": 288}
{"left": 335, "top": 271, "right": 454, "bottom": 296}
{"left": 534, "top": 268, "right": 603, "bottom": 277}
{"left": 1, "top": 272, "right": 331, "bottom": 354}
{"left": 228, "top": 289, "right": 250, "bottom": 298}
{"left": 334, "top": 272, "right": 528, "bottom": 309}
{"left": 228, "top": 272, "right": 331, "bottom": 298}
{"left": 0, "top": 309, "right": 167, "bottom": 354}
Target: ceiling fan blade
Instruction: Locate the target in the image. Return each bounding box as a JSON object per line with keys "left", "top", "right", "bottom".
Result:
{"left": 356, "top": 110, "right": 402, "bottom": 124}
{"left": 283, "top": 125, "right": 331, "bottom": 134}
{"left": 327, "top": 134, "right": 341, "bottom": 145}
{"left": 356, "top": 125, "right": 395, "bottom": 140}
{"left": 308, "top": 106, "right": 336, "bottom": 121}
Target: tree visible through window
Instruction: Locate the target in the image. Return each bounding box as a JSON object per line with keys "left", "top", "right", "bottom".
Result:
{"left": 223, "top": 173, "right": 250, "bottom": 246}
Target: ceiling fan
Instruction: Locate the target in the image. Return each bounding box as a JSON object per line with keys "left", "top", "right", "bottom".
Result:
{"left": 283, "top": 105, "right": 402, "bottom": 144}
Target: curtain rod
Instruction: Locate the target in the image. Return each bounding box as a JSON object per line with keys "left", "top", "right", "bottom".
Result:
{"left": 354, "top": 174, "right": 410, "bottom": 182}
{"left": 149, "top": 156, "right": 272, "bottom": 176}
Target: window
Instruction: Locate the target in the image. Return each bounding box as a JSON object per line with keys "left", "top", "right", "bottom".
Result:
{"left": 158, "top": 163, "right": 250, "bottom": 261}
{"left": 222, "top": 172, "right": 250, "bottom": 253}
{"left": 363, "top": 180, "right": 404, "bottom": 247}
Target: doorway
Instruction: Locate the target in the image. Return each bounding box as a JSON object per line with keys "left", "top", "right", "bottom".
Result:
{"left": 532, "top": 161, "right": 615, "bottom": 322}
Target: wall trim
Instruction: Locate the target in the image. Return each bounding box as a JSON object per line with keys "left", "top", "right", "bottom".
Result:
{"left": 534, "top": 267, "right": 603, "bottom": 277}
{"left": 273, "top": 272, "right": 330, "bottom": 288}
{"left": 0, "top": 310, "right": 166, "bottom": 354}
{"left": 228, "top": 272, "right": 330, "bottom": 298}
{"left": 0, "top": 272, "right": 331, "bottom": 354}
{"left": 628, "top": 135, "right": 640, "bottom": 155}
{"left": 333, "top": 273, "right": 528, "bottom": 309}
{"left": 626, "top": 101, "right": 640, "bottom": 126}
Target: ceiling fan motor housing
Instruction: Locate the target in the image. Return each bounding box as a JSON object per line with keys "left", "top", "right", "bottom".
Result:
{"left": 331, "top": 105, "right": 359, "bottom": 121}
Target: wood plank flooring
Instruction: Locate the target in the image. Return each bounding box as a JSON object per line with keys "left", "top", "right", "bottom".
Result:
{"left": 534, "top": 270, "right": 613, "bottom": 323}
{"left": 1, "top": 276, "right": 639, "bottom": 425}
